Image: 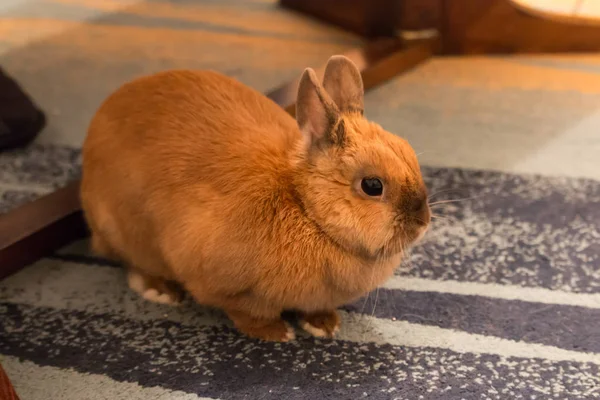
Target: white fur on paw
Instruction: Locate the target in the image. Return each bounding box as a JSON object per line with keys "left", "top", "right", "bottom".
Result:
{"left": 127, "top": 271, "right": 147, "bottom": 295}
{"left": 141, "top": 288, "right": 179, "bottom": 305}
{"left": 300, "top": 320, "right": 336, "bottom": 338}
{"left": 284, "top": 322, "right": 296, "bottom": 341}
{"left": 127, "top": 270, "right": 180, "bottom": 306}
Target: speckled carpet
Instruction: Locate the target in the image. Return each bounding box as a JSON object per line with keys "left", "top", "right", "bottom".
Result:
{"left": 1, "top": 1, "right": 600, "bottom": 399}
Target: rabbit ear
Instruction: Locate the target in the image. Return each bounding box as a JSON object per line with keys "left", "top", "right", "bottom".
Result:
{"left": 322, "top": 55, "right": 364, "bottom": 115}
{"left": 296, "top": 68, "right": 341, "bottom": 148}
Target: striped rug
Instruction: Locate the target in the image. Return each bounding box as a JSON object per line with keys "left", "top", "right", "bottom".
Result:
{"left": 1, "top": 0, "right": 600, "bottom": 399}
{"left": 1, "top": 143, "right": 599, "bottom": 399}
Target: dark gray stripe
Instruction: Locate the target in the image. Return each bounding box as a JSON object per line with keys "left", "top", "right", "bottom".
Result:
{"left": 1, "top": 302, "right": 598, "bottom": 400}
{"left": 422, "top": 167, "right": 600, "bottom": 228}
{"left": 0, "top": 144, "right": 80, "bottom": 186}
{"left": 0, "top": 189, "right": 40, "bottom": 214}
{"left": 344, "top": 289, "right": 600, "bottom": 353}
{"left": 8, "top": 143, "right": 598, "bottom": 294}
{"left": 6, "top": 257, "right": 599, "bottom": 355}
{"left": 406, "top": 167, "right": 600, "bottom": 293}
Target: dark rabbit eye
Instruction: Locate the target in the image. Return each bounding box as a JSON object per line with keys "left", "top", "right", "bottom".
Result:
{"left": 361, "top": 178, "right": 383, "bottom": 197}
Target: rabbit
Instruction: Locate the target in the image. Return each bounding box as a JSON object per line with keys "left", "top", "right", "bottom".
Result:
{"left": 80, "top": 55, "right": 430, "bottom": 342}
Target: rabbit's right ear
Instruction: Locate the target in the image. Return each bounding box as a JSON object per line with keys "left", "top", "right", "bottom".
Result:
{"left": 296, "top": 68, "right": 341, "bottom": 149}
{"left": 323, "top": 55, "right": 364, "bottom": 115}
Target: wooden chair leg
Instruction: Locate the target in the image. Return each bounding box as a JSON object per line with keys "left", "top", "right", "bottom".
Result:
{"left": 0, "top": 37, "right": 437, "bottom": 281}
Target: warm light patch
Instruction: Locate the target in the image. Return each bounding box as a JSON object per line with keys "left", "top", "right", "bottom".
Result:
{"left": 512, "top": 0, "right": 600, "bottom": 24}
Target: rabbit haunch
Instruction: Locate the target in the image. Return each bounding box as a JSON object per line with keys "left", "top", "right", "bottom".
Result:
{"left": 80, "top": 55, "right": 430, "bottom": 341}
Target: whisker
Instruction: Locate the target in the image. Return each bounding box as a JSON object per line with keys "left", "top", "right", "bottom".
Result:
{"left": 427, "top": 189, "right": 462, "bottom": 200}
{"left": 363, "top": 286, "right": 381, "bottom": 337}
{"left": 403, "top": 249, "right": 415, "bottom": 272}
{"left": 359, "top": 291, "right": 371, "bottom": 315}
{"left": 428, "top": 196, "right": 479, "bottom": 207}
{"left": 414, "top": 217, "right": 429, "bottom": 225}
{"left": 361, "top": 259, "right": 379, "bottom": 341}
{"left": 399, "top": 226, "right": 416, "bottom": 273}
{"left": 431, "top": 212, "right": 460, "bottom": 221}
{"left": 415, "top": 223, "right": 465, "bottom": 243}
{"left": 360, "top": 267, "right": 376, "bottom": 314}
{"left": 371, "top": 287, "right": 380, "bottom": 318}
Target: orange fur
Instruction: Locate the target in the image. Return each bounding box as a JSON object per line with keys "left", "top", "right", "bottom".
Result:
{"left": 80, "top": 56, "right": 430, "bottom": 341}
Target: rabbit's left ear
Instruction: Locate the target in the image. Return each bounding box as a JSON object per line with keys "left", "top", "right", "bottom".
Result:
{"left": 322, "top": 55, "right": 364, "bottom": 115}
{"left": 296, "top": 67, "right": 342, "bottom": 148}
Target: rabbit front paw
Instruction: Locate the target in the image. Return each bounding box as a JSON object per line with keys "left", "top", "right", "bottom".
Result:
{"left": 127, "top": 269, "right": 184, "bottom": 306}
{"left": 227, "top": 311, "right": 296, "bottom": 342}
{"left": 299, "top": 310, "right": 340, "bottom": 338}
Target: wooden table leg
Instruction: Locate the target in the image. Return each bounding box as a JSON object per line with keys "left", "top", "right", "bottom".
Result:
{"left": 0, "top": 37, "right": 438, "bottom": 281}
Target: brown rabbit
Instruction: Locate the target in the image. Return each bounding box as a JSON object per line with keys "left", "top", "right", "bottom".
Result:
{"left": 80, "top": 56, "right": 430, "bottom": 342}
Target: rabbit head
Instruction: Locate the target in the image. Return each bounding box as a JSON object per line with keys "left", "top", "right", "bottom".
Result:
{"left": 294, "top": 56, "right": 430, "bottom": 260}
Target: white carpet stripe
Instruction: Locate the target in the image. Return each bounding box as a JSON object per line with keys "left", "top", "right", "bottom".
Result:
{"left": 0, "top": 356, "right": 216, "bottom": 400}
{"left": 2, "top": 259, "right": 600, "bottom": 365}
{"left": 338, "top": 312, "right": 600, "bottom": 365}
{"left": 383, "top": 276, "right": 600, "bottom": 309}
{"left": 47, "top": 247, "right": 600, "bottom": 311}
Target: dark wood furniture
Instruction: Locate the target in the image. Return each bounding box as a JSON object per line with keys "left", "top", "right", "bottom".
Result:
{"left": 0, "top": 181, "right": 85, "bottom": 280}
{"left": 283, "top": 0, "right": 600, "bottom": 53}
{"left": 2, "top": 0, "right": 600, "bottom": 278}
{"left": 0, "top": 362, "right": 19, "bottom": 400}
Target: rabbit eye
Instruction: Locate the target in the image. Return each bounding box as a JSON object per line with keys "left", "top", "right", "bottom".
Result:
{"left": 361, "top": 178, "right": 383, "bottom": 197}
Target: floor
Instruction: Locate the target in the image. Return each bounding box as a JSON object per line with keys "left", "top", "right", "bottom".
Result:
{"left": 1, "top": 0, "right": 599, "bottom": 184}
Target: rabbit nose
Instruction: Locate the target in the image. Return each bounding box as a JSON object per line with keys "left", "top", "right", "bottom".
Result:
{"left": 408, "top": 192, "right": 427, "bottom": 213}
{"left": 410, "top": 197, "right": 424, "bottom": 213}
{"left": 407, "top": 192, "right": 430, "bottom": 225}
